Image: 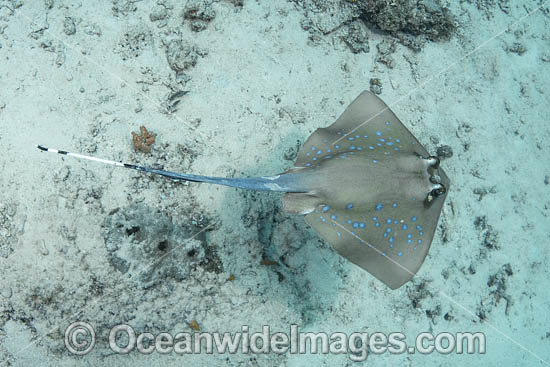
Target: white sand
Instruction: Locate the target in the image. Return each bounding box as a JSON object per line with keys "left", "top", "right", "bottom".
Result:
{"left": 0, "top": 0, "right": 549, "bottom": 366}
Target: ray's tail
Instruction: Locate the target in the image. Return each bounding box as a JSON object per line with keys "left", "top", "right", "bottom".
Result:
{"left": 37, "top": 145, "right": 306, "bottom": 193}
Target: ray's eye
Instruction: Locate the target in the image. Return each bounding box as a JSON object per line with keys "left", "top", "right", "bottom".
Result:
{"left": 427, "top": 156, "right": 440, "bottom": 169}
{"left": 425, "top": 184, "right": 446, "bottom": 205}
{"left": 430, "top": 184, "right": 446, "bottom": 197}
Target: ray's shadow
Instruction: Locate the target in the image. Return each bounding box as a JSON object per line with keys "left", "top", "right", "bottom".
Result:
{"left": 215, "top": 131, "right": 345, "bottom": 326}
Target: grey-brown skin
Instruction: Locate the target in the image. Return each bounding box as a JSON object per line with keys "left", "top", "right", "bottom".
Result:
{"left": 281, "top": 91, "right": 449, "bottom": 289}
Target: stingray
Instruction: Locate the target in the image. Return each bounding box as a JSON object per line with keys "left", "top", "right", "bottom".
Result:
{"left": 38, "top": 91, "right": 449, "bottom": 289}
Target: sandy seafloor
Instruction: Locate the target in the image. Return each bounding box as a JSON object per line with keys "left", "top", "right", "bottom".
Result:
{"left": 0, "top": 0, "right": 549, "bottom": 366}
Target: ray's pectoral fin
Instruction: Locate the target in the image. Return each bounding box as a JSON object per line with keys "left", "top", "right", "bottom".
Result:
{"left": 304, "top": 196, "right": 445, "bottom": 289}
{"left": 282, "top": 193, "right": 322, "bottom": 215}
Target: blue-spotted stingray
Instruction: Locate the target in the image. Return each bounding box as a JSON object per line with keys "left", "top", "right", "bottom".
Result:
{"left": 38, "top": 91, "right": 449, "bottom": 289}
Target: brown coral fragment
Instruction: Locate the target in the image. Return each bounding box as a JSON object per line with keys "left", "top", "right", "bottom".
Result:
{"left": 132, "top": 125, "right": 157, "bottom": 153}
{"left": 188, "top": 320, "right": 200, "bottom": 331}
